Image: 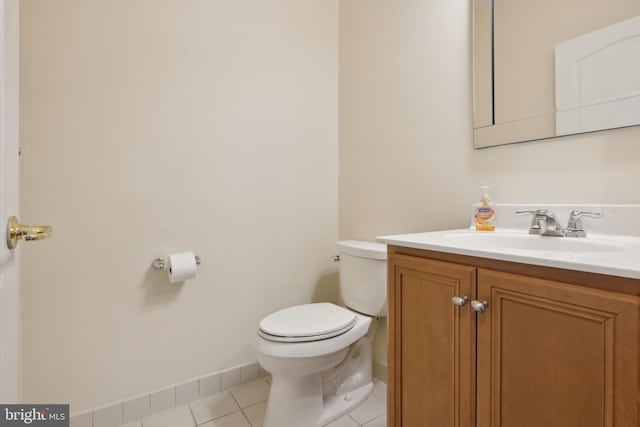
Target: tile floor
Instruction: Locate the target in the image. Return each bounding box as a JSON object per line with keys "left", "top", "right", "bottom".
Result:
{"left": 118, "top": 378, "right": 387, "bottom": 427}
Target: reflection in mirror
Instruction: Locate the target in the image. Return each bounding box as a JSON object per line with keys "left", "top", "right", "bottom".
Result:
{"left": 473, "top": 0, "right": 640, "bottom": 148}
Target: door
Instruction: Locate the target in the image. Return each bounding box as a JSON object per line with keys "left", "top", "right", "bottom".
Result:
{"left": 0, "top": 0, "right": 20, "bottom": 402}
{"left": 388, "top": 254, "right": 476, "bottom": 427}
{"left": 476, "top": 269, "right": 640, "bottom": 427}
{"left": 555, "top": 16, "right": 640, "bottom": 136}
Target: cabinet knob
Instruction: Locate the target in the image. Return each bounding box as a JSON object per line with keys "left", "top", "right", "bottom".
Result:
{"left": 471, "top": 300, "right": 488, "bottom": 313}
{"left": 451, "top": 296, "right": 468, "bottom": 307}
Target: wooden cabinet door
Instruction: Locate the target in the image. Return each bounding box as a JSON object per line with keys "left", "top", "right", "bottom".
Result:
{"left": 476, "top": 269, "right": 640, "bottom": 427}
{"left": 388, "top": 254, "right": 476, "bottom": 427}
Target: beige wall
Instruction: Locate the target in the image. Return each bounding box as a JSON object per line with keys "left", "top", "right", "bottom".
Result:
{"left": 339, "top": 0, "right": 640, "bottom": 365}
{"left": 20, "top": 0, "right": 339, "bottom": 412}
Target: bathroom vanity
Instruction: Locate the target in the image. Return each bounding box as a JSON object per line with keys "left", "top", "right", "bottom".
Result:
{"left": 378, "top": 205, "right": 640, "bottom": 427}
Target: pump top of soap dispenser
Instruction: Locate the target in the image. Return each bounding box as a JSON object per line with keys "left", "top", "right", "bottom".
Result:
{"left": 480, "top": 185, "right": 491, "bottom": 205}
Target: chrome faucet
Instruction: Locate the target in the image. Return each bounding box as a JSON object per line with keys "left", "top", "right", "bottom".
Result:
{"left": 516, "top": 209, "right": 603, "bottom": 237}
{"left": 565, "top": 210, "right": 603, "bottom": 238}
{"left": 516, "top": 209, "right": 565, "bottom": 236}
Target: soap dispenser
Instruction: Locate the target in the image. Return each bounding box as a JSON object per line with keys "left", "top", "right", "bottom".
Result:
{"left": 474, "top": 185, "right": 495, "bottom": 231}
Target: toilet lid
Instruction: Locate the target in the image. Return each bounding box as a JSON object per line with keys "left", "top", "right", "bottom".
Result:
{"left": 258, "top": 303, "right": 357, "bottom": 343}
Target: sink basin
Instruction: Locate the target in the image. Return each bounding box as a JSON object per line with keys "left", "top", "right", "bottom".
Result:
{"left": 441, "top": 230, "right": 625, "bottom": 253}
{"left": 377, "top": 204, "right": 640, "bottom": 279}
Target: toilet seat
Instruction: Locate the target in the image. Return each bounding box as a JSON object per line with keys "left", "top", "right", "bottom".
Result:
{"left": 258, "top": 303, "right": 357, "bottom": 343}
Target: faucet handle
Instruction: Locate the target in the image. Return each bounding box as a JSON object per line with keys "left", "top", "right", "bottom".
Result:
{"left": 568, "top": 210, "right": 602, "bottom": 218}
{"left": 566, "top": 210, "right": 603, "bottom": 237}
{"left": 516, "top": 209, "right": 553, "bottom": 217}
{"left": 515, "top": 209, "right": 550, "bottom": 234}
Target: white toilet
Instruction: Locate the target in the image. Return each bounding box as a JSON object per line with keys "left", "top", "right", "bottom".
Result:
{"left": 255, "top": 240, "right": 387, "bottom": 427}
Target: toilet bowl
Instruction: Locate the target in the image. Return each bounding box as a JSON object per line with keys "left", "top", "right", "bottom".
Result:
{"left": 255, "top": 241, "right": 387, "bottom": 427}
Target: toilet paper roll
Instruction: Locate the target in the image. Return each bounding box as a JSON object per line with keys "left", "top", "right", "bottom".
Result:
{"left": 168, "top": 252, "right": 198, "bottom": 284}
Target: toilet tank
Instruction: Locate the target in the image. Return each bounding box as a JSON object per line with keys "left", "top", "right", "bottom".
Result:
{"left": 337, "top": 240, "right": 387, "bottom": 317}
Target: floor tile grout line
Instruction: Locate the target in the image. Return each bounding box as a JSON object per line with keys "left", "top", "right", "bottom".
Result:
{"left": 186, "top": 402, "right": 198, "bottom": 427}
{"left": 229, "top": 389, "right": 255, "bottom": 426}
{"left": 229, "top": 389, "right": 242, "bottom": 410}
{"left": 347, "top": 413, "right": 362, "bottom": 427}
{"left": 238, "top": 407, "right": 253, "bottom": 427}
{"left": 231, "top": 383, "right": 264, "bottom": 427}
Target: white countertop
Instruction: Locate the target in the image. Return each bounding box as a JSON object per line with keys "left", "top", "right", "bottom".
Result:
{"left": 376, "top": 204, "right": 640, "bottom": 279}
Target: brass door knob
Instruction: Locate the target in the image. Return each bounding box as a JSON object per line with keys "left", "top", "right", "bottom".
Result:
{"left": 6, "top": 216, "right": 52, "bottom": 249}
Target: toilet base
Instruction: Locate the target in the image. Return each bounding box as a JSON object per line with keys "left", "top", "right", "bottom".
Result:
{"left": 262, "top": 375, "right": 374, "bottom": 427}
{"left": 262, "top": 337, "right": 375, "bottom": 427}
{"left": 263, "top": 373, "right": 324, "bottom": 427}
{"left": 318, "top": 382, "right": 373, "bottom": 426}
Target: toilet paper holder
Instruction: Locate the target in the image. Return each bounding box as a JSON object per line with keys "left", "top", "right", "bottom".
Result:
{"left": 152, "top": 254, "right": 201, "bottom": 270}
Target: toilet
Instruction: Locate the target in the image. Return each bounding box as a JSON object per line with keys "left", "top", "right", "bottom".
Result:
{"left": 255, "top": 240, "right": 387, "bottom": 427}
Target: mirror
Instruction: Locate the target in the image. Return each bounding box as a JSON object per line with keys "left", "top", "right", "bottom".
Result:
{"left": 473, "top": 0, "right": 640, "bottom": 148}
